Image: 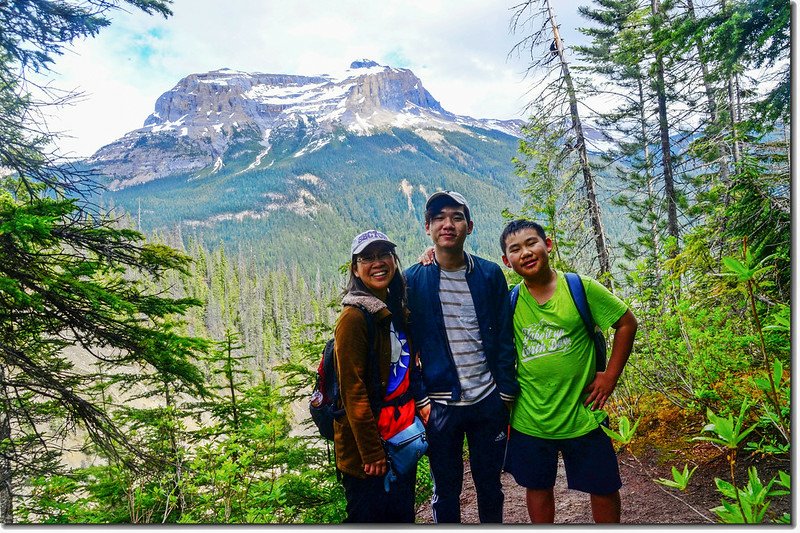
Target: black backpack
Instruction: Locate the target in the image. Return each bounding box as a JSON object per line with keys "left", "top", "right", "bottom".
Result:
{"left": 510, "top": 272, "right": 607, "bottom": 371}
{"left": 309, "top": 304, "right": 380, "bottom": 440}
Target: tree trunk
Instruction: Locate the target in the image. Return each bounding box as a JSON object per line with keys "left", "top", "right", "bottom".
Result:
{"left": 545, "top": 0, "right": 612, "bottom": 279}
{"left": 651, "top": 0, "right": 680, "bottom": 253}
{"left": 0, "top": 367, "right": 13, "bottom": 524}
{"left": 637, "top": 76, "right": 662, "bottom": 291}
{"left": 163, "top": 384, "right": 184, "bottom": 522}
{"left": 686, "top": 0, "right": 731, "bottom": 186}
{"left": 728, "top": 73, "right": 742, "bottom": 165}
{"left": 720, "top": 0, "right": 741, "bottom": 168}
{"left": 225, "top": 334, "right": 240, "bottom": 431}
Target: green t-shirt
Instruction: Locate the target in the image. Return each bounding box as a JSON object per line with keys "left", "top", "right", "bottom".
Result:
{"left": 510, "top": 271, "right": 628, "bottom": 439}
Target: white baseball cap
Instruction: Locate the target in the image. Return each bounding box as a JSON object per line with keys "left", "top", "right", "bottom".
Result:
{"left": 350, "top": 229, "right": 396, "bottom": 255}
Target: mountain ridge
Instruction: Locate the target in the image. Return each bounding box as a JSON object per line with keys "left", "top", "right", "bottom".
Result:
{"left": 88, "top": 60, "right": 525, "bottom": 190}
{"left": 85, "top": 59, "right": 623, "bottom": 277}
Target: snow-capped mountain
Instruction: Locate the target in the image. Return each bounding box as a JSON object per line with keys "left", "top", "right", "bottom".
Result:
{"left": 89, "top": 59, "right": 523, "bottom": 189}
{"left": 87, "top": 59, "right": 630, "bottom": 277}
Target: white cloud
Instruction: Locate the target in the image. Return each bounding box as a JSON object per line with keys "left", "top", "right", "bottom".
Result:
{"left": 37, "top": 0, "right": 584, "bottom": 157}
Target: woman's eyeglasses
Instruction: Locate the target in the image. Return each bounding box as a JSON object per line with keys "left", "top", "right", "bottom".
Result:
{"left": 357, "top": 251, "right": 394, "bottom": 264}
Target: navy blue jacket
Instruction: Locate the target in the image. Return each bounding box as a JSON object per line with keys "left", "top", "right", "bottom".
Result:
{"left": 405, "top": 253, "right": 520, "bottom": 404}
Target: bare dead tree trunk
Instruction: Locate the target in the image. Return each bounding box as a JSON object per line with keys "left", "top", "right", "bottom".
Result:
{"left": 545, "top": 0, "right": 611, "bottom": 279}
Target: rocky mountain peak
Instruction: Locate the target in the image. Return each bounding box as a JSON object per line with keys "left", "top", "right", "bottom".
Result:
{"left": 349, "top": 59, "right": 381, "bottom": 69}
{"left": 88, "top": 60, "right": 523, "bottom": 189}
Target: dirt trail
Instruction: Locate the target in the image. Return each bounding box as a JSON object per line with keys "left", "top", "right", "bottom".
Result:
{"left": 416, "top": 451, "right": 790, "bottom": 524}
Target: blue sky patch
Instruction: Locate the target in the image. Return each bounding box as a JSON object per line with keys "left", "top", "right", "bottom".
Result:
{"left": 383, "top": 49, "right": 410, "bottom": 69}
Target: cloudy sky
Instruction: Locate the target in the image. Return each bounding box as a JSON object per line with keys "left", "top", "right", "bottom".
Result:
{"left": 41, "top": 0, "right": 586, "bottom": 157}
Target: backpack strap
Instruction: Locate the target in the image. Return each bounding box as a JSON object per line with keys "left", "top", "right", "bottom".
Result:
{"left": 564, "top": 273, "right": 593, "bottom": 332}
{"left": 564, "top": 272, "right": 606, "bottom": 371}
{"left": 510, "top": 283, "right": 521, "bottom": 314}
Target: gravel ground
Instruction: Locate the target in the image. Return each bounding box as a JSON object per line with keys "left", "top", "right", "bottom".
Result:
{"left": 415, "top": 450, "right": 791, "bottom": 524}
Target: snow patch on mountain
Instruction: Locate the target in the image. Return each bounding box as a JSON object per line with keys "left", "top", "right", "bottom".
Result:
{"left": 251, "top": 147, "right": 271, "bottom": 168}
{"left": 184, "top": 188, "right": 321, "bottom": 227}
{"left": 151, "top": 114, "right": 187, "bottom": 133}
{"left": 294, "top": 137, "right": 331, "bottom": 157}
{"left": 399, "top": 179, "right": 415, "bottom": 212}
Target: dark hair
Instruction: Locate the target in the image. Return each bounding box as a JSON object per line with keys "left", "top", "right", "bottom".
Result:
{"left": 344, "top": 249, "right": 409, "bottom": 329}
{"left": 500, "top": 219, "right": 548, "bottom": 254}
{"left": 424, "top": 196, "right": 471, "bottom": 224}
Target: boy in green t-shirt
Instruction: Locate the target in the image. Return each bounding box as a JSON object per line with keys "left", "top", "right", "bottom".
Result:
{"left": 499, "top": 219, "right": 637, "bottom": 523}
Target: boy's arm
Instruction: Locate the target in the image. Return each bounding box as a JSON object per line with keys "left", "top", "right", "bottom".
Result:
{"left": 583, "top": 309, "right": 638, "bottom": 410}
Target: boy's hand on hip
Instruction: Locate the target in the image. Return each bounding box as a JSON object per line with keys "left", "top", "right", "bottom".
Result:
{"left": 583, "top": 372, "right": 617, "bottom": 410}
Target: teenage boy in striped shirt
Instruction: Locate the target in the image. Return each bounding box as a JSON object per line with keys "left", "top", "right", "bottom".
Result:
{"left": 405, "top": 191, "right": 519, "bottom": 523}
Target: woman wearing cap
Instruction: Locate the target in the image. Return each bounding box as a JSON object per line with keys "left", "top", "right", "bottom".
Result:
{"left": 333, "top": 229, "right": 426, "bottom": 523}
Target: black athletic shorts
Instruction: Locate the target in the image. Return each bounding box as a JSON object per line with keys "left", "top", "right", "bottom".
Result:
{"left": 504, "top": 425, "right": 622, "bottom": 495}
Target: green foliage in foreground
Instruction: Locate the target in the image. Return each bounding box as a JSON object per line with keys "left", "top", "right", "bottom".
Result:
{"left": 654, "top": 464, "right": 697, "bottom": 492}
{"left": 712, "top": 467, "right": 789, "bottom": 524}
{"left": 16, "top": 354, "right": 347, "bottom": 524}
{"left": 606, "top": 388, "right": 790, "bottom": 524}
{"left": 15, "top": 309, "right": 436, "bottom": 524}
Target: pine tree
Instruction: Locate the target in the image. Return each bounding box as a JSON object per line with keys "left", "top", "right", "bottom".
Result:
{"left": 574, "top": 0, "right": 665, "bottom": 290}
{"left": 199, "top": 329, "right": 251, "bottom": 433}
{"left": 510, "top": 112, "right": 582, "bottom": 270}
{"left": 648, "top": 0, "right": 680, "bottom": 253}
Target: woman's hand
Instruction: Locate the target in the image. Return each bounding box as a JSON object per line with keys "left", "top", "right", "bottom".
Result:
{"left": 418, "top": 403, "right": 431, "bottom": 426}
{"left": 363, "top": 457, "right": 388, "bottom": 476}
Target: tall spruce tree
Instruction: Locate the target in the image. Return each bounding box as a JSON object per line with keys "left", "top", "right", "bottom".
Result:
{"left": 0, "top": 0, "right": 215, "bottom": 523}
{"left": 511, "top": 107, "right": 582, "bottom": 270}
{"left": 574, "top": 0, "right": 666, "bottom": 291}
{"left": 648, "top": 0, "right": 681, "bottom": 253}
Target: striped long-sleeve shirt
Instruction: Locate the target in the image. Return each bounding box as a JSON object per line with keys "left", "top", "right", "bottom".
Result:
{"left": 434, "top": 266, "right": 496, "bottom": 406}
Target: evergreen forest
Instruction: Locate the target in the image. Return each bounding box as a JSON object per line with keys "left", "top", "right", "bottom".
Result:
{"left": 0, "top": 0, "right": 790, "bottom": 524}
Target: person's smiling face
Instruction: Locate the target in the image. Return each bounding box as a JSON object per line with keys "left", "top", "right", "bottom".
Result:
{"left": 425, "top": 205, "right": 473, "bottom": 252}
{"left": 353, "top": 242, "right": 396, "bottom": 298}
{"left": 502, "top": 227, "right": 552, "bottom": 280}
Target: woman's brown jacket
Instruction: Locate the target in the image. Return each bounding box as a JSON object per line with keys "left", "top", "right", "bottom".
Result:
{"left": 332, "top": 290, "right": 413, "bottom": 478}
